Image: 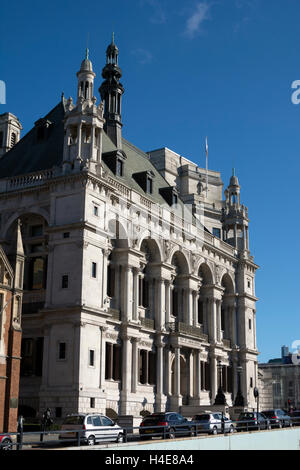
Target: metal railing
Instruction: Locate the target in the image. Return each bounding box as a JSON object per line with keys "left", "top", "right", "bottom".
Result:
{"left": 1, "top": 416, "right": 300, "bottom": 450}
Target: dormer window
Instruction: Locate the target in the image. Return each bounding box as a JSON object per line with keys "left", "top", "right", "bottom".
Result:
{"left": 159, "top": 186, "right": 179, "bottom": 206}
{"left": 102, "top": 149, "right": 126, "bottom": 177}
{"left": 133, "top": 170, "right": 155, "bottom": 195}
{"left": 116, "top": 158, "right": 123, "bottom": 177}
{"left": 34, "top": 118, "right": 52, "bottom": 143}
{"left": 146, "top": 176, "right": 153, "bottom": 194}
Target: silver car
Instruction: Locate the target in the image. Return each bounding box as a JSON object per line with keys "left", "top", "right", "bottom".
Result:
{"left": 192, "top": 413, "right": 234, "bottom": 435}
{"left": 59, "top": 413, "right": 124, "bottom": 445}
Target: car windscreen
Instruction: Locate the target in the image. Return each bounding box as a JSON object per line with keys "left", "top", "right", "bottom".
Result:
{"left": 262, "top": 411, "right": 274, "bottom": 417}
{"left": 194, "top": 415, "right": 210, "bottom": 421}
{"left": 143, "top": 414, "right": 165, "bottom": 423}
{"left": 63, "top": 416, "right": 85, "bottom": 425}
{"left": 239, "top": 413, "right": 254, "bottom": 419}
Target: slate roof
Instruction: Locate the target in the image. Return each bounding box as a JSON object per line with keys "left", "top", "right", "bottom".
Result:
{"left": 0, "top": 101, "right": 186, "bottom": 210}
{"left": 0, "top": 102, "right": 65, "bottom": 178}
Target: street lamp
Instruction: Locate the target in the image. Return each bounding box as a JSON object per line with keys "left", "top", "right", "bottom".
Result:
{"left": 234, "top": 364, "right": 245, "bottom": 407}
{"left": 254, "top": 387, "right": 259, "bottom": 416}
{"left": 214, "top": 360, "right": 226, "bottom": 405}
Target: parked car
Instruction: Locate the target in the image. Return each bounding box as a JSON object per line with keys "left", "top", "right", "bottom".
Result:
{"left": 289, "top": 410, "right": 300, "bottom": 426}
{"left": 59, "top": 413, "right": 124, "bottom": 445}
{"left": 236, "top": 412, "right": 271, "bottom": 432}
{"left": 0, "top": 434, "right": 13, "bottom": 450}
{"left": 262, "top": 409, "right": 292, "bottom": 428}
{"left": 139, "top": 412, "right": 194, "bottom": 439}
{"left": 192, "top": 413, "right": 234, "bottom": 435}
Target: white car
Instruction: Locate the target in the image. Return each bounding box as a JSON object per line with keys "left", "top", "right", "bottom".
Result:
{"left": 59, "top": 413, "right": 124, "bottom": 446}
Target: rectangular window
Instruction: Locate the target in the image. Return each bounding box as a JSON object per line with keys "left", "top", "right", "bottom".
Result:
{"left": 90, "top": 398, "right": 95, "bottom": 408}
{"left": 212, "top": 227, "right": 221, "bottom": 239}
{"left": 55, "top": 407, "right": 62, "bottom": 418}
{"left": 198, "top": 300, "right": 204, "bottom": 324}
{"left": 250, "top": 377, "right": 253, "bottom": 388}
{"left": 249, "top": 318, "right": 252, "bottom": 330}
{"left": 116, "top": 159, "right": 123, "bottom": 177}
{"left": 105, "top": 343, "right": 121, "bottom": 381}
{"left": 89, "top": 349, "right": 95, "bottom": 367}
{"left": 146, "top": 177, "right": 153, "bottom": 194}
{"left": 92, "top": 262, "right": 97, "bottom": 278}
{"left": 93, "top": 205, "right": 99, "bottom": 216}
{"left": 61, "top": 275, "right": 68, "bottom": 289}
{"left": 58, "top": 342, "right": 66, "bottom": 360}
{"left": 63, "top": 232, "right": 70, "bottom": 239}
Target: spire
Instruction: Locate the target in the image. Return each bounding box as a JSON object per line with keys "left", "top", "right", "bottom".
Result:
{"left": 99, "top": 34, "right": 124, "bottom": 149}
{"left": 229, "top": 167, "right": 239, "bottom": 188}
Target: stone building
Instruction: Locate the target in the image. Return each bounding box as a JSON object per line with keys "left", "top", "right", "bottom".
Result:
{"left": 0, "top": 38, "right": 259, "bottom": 420}
{"left": 0, "top": 222, "right": 24, "bottom": 432}
{"left": 258, "top": 347, "right": 300, "bottom": 411}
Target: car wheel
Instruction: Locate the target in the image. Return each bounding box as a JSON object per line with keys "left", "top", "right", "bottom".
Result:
{"left": 168, "top": 428, "right": 176, "bottom": 439}
{"left": 190, "top": 426, "right": 196, "bottom": 437}
{"left": 87, "top": 435, "right": 96, "bottom": 446}
{"left": 212, "top": 426, "right": 218, "bottom": 435}
{"left": 229, "top": 425, "right": 234, "bottom": 433}
{"left": 289, "top": 421, "right": 293, "bottom": 427}
{"left": 0, "top": 438, "right": 13, "bottom": 450}
{"left": 278, "top": 421, "right": 282, "bottom": 429}
{"left": 116, "top": 433, "right": 124, "bottom": 443}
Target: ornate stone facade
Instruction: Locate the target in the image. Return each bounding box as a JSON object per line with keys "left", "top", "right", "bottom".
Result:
{"left": 0, "top": 38, "right": 259, "bottom": 420}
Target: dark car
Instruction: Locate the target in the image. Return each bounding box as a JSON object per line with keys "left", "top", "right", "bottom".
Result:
{"left": 0, "top": 434, "right": 13, "bottom": 450}
{"left": 139, "top": 412, "right": 194, "bottom": 440}
{"left": 236, "top": 412, "right": 271, "bottom": 432}
{"left": 262, "top": 409, "right": 292, "bottom": 428}
{"left": 288, "top": 410, "right": 300, "bottom": 426}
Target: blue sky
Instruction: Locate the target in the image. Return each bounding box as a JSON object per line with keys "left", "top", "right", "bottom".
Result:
{"left": 1, "top": 0, "right": 300, "bottom": 362}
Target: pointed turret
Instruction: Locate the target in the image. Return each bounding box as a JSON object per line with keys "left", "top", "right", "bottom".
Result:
{"left": 8, "top": 219, "right": 25, "bottom": 291}
{"left": 99, "top": 34, "right": 124, "bottom": 149}
{"left": 222, "top": 169, "right": 249, "bottom": 252}
{"left": 76, "top": 48, "right": 96, "bottom": 103}
{"left": 62, "top": 50, "right": 105, "bottom": 174}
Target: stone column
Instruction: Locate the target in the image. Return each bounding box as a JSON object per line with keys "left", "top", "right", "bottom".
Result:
{"left": 155, "top": 336, "right": 165, "bottom": 411}
{"left": 195, "top": 350, "right": 201, "bottom": 400}
{"left": 131, "top": 338, "right": 139, "bottom": 393}
{"left": 165, "top": 280, "right": 171, "bottom": 326}
{"left": 77, "top": 122, "right": 82, "bottom": 159}
{"left": 187, "top": 349, "right": 194, "bottom": 401}
{"left": 165, "top": 347, "right": 172, "bottom": 396}
{"left": 174, "top": 347, "right": 181, "bottom": 397}
{"left": 101, "top": 248, "right": 109, "bottom": 309}
{"left": 217, "top": 300, "right": 222, "bottom": 342}
{"left": 193, "top": 291, "right": 199, "bottom": 326}
{"left": 156, "top": 278, "right": 165, "bottom": 330}
{"left": 123, "top": 266, "right": 133, "bottom": 322}
{"left": 208, "top": 298, "right": 217, "bottom": 343}
{"left": 210, "top": 354, "right": 218, "bottom": 403}
{"left": 133, "top": 268, "right": 139, "bottom": 321}
{"left": 120, "top": 333, "right": 132, "bottom": 415}
{"left": 187, "top": 289, "right": 194, "bottom": 326}
{"left": 99, "top": 326, "right": 107, "bottom": 389}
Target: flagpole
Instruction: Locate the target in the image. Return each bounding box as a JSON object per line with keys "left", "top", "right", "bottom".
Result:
{"left": 205, "top": 137, "right": 208, "bottom": 198}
